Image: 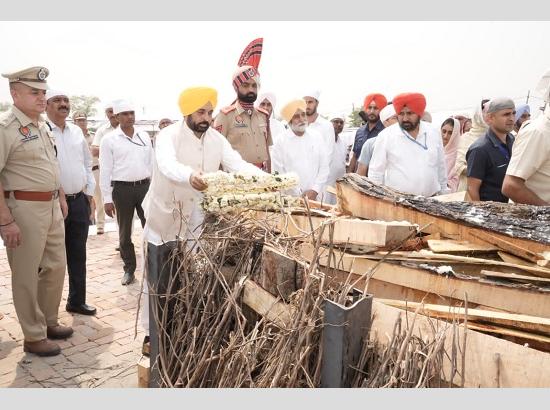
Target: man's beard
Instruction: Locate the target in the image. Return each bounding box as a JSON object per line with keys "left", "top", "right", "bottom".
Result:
{"left": 237, "top": 91, "right": 257, "bottom": 104}
{"left": 399, "top": 118, "right": 420, "bottom": 131}
{"left": 367, "top": 113, "right": 380, "bottom": 123}
{"left": 291, "top": 122, "right": 307, "bottom": 133}
{"left": 187, "top": 118, "right": 210, "bottom": 133}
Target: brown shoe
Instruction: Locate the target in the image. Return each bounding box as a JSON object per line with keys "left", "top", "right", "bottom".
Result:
{"left": 47, "top": 325, "right": 74, "bottom": 340}
{"left": 24, "top": 339, "right": 61, "bottom": 357}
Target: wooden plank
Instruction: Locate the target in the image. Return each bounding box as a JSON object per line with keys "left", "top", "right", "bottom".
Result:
{"left": 260, "top": 246, "right": 305, "bottom": 301}
{"left": 538, "top": 260, "right": 550, "bottom": 268}
{"left": 371, "top": 301, "right": 550, "bottom": 387}
{"left": 498, "top": 251, "right": 536, "bottom": 267}
{"left": 466, "top": 322, "right": 550, "bottom": 351}
{"left": 336, "top": 181, "right": 550, "bottom": 256}
{"left": 252, "top": 210, "right": 417, "bottom": 248}
{"left": 375, "top": 250, "right": 550, "bottom": 279}
{"left": 241, "top": 279, "right": 293, "bottom": 327}
{"left": 300, "top": 243, "right": 550, "bottom": 318}
{"left": 137, "top": 355, "right": 150, "bottom": 388}
{"left": 470, "top": 230, "right": 543, "bottom": 263}
{"left": 428, "top": 239, "right": 498, "bottom": 255}
{"left": 377, "top": 299, "right": 550, "bottom": 335}
{"left": 432, "top": 191, "right": 470, "bottom": 202}
{"left": 480, "top": 270, "right": 550, "bottom": 285}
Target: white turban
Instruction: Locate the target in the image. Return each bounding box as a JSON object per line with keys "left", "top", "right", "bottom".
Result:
{"left": 113, "top": 99, "right": 134, "bottom": 115}
{"left": 303, "top": 89, "right": 321, "bottom": 101}
{"left": 379, "top": 105, "right": 396, "bottom": 123}
{"left": 45, "top": 89, "right": 68, "bottom": 101}
{"left": 256, "top": 92, "right": 277, "bottom": 109}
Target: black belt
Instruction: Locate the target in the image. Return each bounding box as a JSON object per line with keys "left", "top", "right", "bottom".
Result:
{"left": 65, "top": 191, "right": 84, "bottom": 201}
{"left": 112, "top": 178, "right": 150, "bottom": 187}
{"left": 92, "top": 165, "right": 99, "bottom": 171}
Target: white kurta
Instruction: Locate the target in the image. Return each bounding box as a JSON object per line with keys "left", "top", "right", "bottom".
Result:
{"left": 271, "top": 128, "right": 330, "bottom": 200}
{"left": 324, "top": 132, "right": 354, "bottom": 204}
{"left": 308, "top": 115, "right": 336, "bottom": 166}
{"left": 368, "top": 121, "right": 449, "bottom": 197}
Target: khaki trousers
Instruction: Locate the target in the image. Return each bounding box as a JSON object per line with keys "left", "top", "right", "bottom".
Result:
{"left": 6, "top": 197, "right": 66, "bottom": 342}
{"left": 93, "top": 168, "right": 105, "bottom": 230}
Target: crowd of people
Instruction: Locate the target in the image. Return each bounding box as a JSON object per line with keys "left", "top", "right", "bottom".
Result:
{"left": 1, "top": 51, "right": 549, "bottom": 359}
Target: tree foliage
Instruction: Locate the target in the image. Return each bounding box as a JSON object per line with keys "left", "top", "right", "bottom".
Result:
{"left": 348, "top": 107, "right": 365, "bottom": 127}
{"left": 70, "top": 95, "right": 100, "bottom": 117}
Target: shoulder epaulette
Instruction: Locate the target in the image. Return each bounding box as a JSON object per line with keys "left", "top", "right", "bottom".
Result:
{"left": 257, "top": 107, "right": 270, "bottom": 117}
{"left": 0, "top": 111, "right": 16, "bottom": 128}
{"left": 221, "top": 105, "right": 237, "bottom": 115}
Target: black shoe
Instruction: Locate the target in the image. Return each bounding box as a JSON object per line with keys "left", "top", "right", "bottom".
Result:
{"left": 66, "top": 303, "right": 97, "bottom": 316}
{"left": 121, "top": 272, "right": 135, "bottom": 285}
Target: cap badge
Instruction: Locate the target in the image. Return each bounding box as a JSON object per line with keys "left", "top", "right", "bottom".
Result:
{"left": 37, "top": 68, "right": 47, "bottom": 81}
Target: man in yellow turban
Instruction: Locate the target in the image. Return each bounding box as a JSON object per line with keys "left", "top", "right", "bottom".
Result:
{"left": 271, "top": 99, "right": 330, "bottom": 201}
{"left": 141, "top": 86, "right": 267, "bottom": 385}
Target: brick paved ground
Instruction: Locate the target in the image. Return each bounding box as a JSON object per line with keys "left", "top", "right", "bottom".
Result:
{"left": 0, "top": 222, "right": 146, "bottom": 388}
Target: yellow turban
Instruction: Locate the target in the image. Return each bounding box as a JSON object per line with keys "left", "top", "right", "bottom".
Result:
{"left": 178, "top": 87, "right": 218, "bottom": 116}
{"left": 280, "top": 99, "right": 307, "bottom": 123}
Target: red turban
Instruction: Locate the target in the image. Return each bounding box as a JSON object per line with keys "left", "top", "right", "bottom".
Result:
{"left": 392, "top": 93, "right": 426, "bottom": 117}
{"left": 363, "top": 93, "right": 387, "bottom": 111}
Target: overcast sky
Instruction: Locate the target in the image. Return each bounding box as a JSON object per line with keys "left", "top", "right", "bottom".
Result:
{"left": 1, "top": 21, "right": 549, "bottom": 123}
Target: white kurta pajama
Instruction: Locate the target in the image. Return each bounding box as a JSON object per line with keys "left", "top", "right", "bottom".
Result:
{"left": 368, "top": 122, "right": 449, "bottom": 197}
{"left": 271, "top": 128, "right": 330, "bottom": 200}
{"left": 325, "top": 133, "right": 354, "bottom": 204}
{"left": 139, "top": 121, "right": 265, "bottom": 333}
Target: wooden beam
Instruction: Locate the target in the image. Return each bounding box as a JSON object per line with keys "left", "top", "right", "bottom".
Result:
{"left": 252, "top": 210, "right": 417, "bottom": 248}
{"left": 375, "top": 250, "right": 550, "bottom": 279}
{"left": 137, "top": 356, "right": 150, "bottom": 388}
{"left": 336, "top": 181, "right": 550, "bottom": 256}
{"left": 498, "top": 251, "right": 537, "bottom": 267}
{"left": 260, "top": 246, "right": 305, "bottom": 301}
{"left": 428, "top": 239, "right": 498, "bottom": 256}
{"left": 480, "top": 270, "right": 550, "bottom": 285}
{"left": 300, "top": 243, "right": 550, "bottom": 318}
{"left": 465, "top": 322, "right": 550, "bottom": 352}
{"left": 470, "top": 230, "right": 543, "bottom": 263}
{"left": 377, "top": 299, "right": 550, "bottom": 335}
{"left": 241, "top": 279, "right": 293, "bottom": 327}
{"left": 371, "top": 301, "right": 550, "bottom": 387}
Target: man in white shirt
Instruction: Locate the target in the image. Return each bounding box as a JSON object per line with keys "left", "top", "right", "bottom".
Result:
{"left": 325, "top": 113, "right": 353, "bottom": 204}
{"left": 46, "top": 91, "right": 96, "bottom": 316}
{"left": 303, "top": 90, "right": 336, "bottom": 167}
{"left": 100, "top": 100, "right": 153, "bottom": 285}
{"left": 368, "top": 93, "right": 449, "bottom": 197}
{"left": 271, "top": 99, "right": 330, "bottom": 201}
{"left": 142, "top": 86, "right": 266, "bottom": 386}
{"left": 91, "top": 103, "right": 119, "bottom": 235}
{"left": 256, "top": 92, "right": 287, "bottom": 147}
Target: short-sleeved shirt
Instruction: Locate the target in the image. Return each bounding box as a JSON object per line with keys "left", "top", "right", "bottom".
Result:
{"left": 213, "top": 103, "right": 272, "bottom": 165}
{"left": 506, "top": 108, "right": 550, "bottom": 203}
{"left": 352, "top": 120, "right": 384, "bottom": 159}
{"left": 358, "top": 136, "right": 378, "bottom": 167}
{"left": 466, "top": 129, "right": 514, "bottom": 203}
{"left": 0, "top": 106, "right": 60, "bottom": 192}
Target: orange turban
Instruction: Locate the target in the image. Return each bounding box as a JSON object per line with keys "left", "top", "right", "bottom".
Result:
{"left": 280, "top": 99, "right": 307, "bottom": 123}
{"left": 363, "top": 93, "right": 387, "bottom": 111}
{"left": 392, "top": 93, "right": 426, "bottom": 117}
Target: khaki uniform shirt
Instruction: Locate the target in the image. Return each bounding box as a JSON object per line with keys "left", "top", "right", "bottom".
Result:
{"left": 213, "top": 102, "right": 272, "bottom": 165}
{"left": 0, "top": 106, "right": 60, "bottom": 192}
{"left": 506, "top": 107, "right": 550, "bottom": 203}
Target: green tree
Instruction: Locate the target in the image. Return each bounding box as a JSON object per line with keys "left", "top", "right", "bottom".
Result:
{"left": 70, "top": 95, "right": 100, "bottom": 117}
{"left": 0, "top": 102, "right": 11, "bottom": 113}
{"left": 348, "top": 107, "right": 364, "bottom": 127}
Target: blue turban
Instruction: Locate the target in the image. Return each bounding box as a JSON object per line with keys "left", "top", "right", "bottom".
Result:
{"left": 515, "top": 103, "right": 530, "bottom": 122}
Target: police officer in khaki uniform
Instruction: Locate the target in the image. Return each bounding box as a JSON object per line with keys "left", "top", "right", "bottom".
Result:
{"left": 214, "top": 66, "right": 273, "bottom": 171}
{"left": 0, "top": 66, "right": 73, "bottom": 356}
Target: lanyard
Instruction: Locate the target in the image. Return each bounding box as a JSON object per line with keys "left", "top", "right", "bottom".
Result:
{"left": 401, "top": 128, "right": 428, "bottom": 150}
{"left": 124, "top": 132, "right": 147, "bottom": 147}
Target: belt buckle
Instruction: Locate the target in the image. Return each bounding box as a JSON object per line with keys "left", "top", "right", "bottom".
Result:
{"left": 53, "top": 190, "right": 59, "bottom": 200}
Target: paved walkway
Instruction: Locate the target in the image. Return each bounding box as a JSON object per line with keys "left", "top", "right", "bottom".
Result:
{"left": 0, "top": 222, "right": 145, "bottom": 388}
